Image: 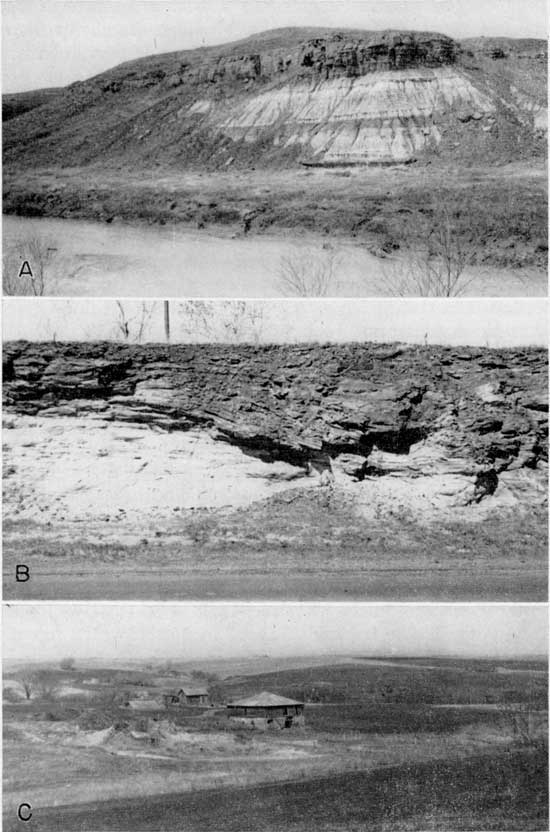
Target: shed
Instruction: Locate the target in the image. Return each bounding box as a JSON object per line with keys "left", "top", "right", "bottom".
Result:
{"left": 163, "top": 686, "right": 210, "bottom": 706}
{"left": 227, "top": 691, "right": 305, "bottom": 729}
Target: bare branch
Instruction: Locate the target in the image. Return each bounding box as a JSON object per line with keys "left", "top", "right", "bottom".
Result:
{"left": 277, "top": 245, "right": 340, "bottom": 296}
{"left": 177, "top": 300, "right": 265, "bottom": 343}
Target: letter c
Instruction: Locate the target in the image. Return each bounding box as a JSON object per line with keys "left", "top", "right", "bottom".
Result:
{"left": 18, "top": 803, "right": 32, "bottom": 821}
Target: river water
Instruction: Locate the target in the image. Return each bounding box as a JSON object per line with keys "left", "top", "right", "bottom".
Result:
{"left": 3, "top": 214, "right": 545, "bottom": 297}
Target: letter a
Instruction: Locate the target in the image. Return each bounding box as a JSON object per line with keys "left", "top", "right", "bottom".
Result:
{"left": 18, "top": 260, "right": 34, "bottom": 279}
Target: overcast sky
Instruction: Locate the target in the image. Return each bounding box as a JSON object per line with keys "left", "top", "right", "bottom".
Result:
{"left": 2, "top": 0, "right": 547, "bottom": 93}
{"left": 3, "top": 298, "right": 547, "bottom": 346}
{"left": 3, "top": 604, "right": 547, "bottom": 661}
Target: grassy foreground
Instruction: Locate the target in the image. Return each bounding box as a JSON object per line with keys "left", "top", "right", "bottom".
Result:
{"left": 5, "top": 748, "right": 547, "bottom": 831}
{"left": 3, "top": 498, "right": 547, "bottom": 600}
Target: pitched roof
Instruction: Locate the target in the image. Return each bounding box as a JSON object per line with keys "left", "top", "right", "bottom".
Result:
{"left": 227, "top": 691, "right": 304, "bottom": 708}
{"left": 179, "top": 686, "right": 208, "bottom": 696}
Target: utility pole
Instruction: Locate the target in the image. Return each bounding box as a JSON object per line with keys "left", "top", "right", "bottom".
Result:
{"left": 164, "top": 300, "right": 170, "bottom": 343}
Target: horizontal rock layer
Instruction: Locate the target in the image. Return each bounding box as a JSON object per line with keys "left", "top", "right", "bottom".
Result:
{"left": 165, "top": 31, "right": 458, "bottom": 87}
{"left": 215, "top": 68, "right": 496, "bottom": 163}
{"left": 3, "top": 342, "right": 547, "bottom": 508}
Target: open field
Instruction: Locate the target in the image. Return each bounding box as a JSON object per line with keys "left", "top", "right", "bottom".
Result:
{"left": 7, "top": 750, "right": 545, "bottom": 832}
{"left": 3, "top": 657, "right": 547, "bottom": 830}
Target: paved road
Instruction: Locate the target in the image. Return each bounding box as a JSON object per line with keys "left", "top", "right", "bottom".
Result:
{"left": 4, "top": 566, "right": 546, "bottom": 601}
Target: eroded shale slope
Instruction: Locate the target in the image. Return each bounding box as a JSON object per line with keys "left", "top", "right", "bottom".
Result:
{"left": 3, "top": 341, "right": 547, "bottom": 517}
{"left": 3, "top": 28, "right": 547, "bottom": 168}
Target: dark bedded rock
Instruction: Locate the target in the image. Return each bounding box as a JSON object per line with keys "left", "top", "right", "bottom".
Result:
{"left": 2, "top": 341, "right": 547, "bottom": 488}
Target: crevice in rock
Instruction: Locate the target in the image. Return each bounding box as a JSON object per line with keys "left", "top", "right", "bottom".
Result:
{"left": 216, "top": 425, "right": 430, "bottom": 474}
{"left": 473, "top": 469, "right": 499, "bottom": 502}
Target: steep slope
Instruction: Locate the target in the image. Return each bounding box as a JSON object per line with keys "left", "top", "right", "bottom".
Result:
{"left": 3, "top": 28, "right": 546, "bottom": 169}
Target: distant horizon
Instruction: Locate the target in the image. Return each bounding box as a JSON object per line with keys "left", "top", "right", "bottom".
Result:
{"left": 5, "top": 651, "right": 549, "bottom": 667}
{"left": 3, "top": 0, "right": 547, "bottom": 94}
{"left": 4, "top": 605, "right": 547, "bottom": 663}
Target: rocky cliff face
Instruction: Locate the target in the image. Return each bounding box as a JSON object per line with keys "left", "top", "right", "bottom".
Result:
{"left": 3, "top": 28, "right": 546, "bottom": 168}
{"left": 3, "top": 341, "right": 547, "bottom": 513}
{"left": 166, "top": 31, "right": 458, "bottom": 87}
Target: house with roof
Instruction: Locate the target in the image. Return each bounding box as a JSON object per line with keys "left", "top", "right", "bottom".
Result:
{"left": 163, "top": 686, "right": 210, "bottom": 707}
{"left": 226, "top": 691, "right": 305, "bottom": 729}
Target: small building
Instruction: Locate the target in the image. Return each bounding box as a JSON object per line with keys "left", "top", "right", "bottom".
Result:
{"left": 226, "top": 691, "right": 305, "bottom": 729}
{"left": 163, "top": 686, "right": 210, "bottom": 707}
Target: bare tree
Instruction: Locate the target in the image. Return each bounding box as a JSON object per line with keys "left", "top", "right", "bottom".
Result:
{"left": 377, "top": 252, "right": 477, "bottom": 297}
{"left": 33, "top": 670, "right": 61, "bottom": 701}
{"left": 15, "top": 669, "right": 60, "bottom": 700}
{"left": 376, "top": 193, "right": 480, "bottom": 297}
{"left": 3, "top": 233, "right": 87, "bottom": 296}
{"left": 59, "top": 657, "right": 76, "bottom": 671}
{"left": 114, "top": 301, "right": 157, "bottom": 343}
{"left": 19, "top": 674, "right": 35, "bottom": 700}
{"left": 177, "top": 300, "right": 264, "bottom": 343}
{"left": 277, "top": 245, "right": 340, "bottom": 296}
{"left": 3, "top": 234, "right": 57, "bottom": 296}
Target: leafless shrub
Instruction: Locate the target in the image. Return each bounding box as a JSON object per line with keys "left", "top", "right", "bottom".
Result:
{"left": 114, "top": 301, "right": 158, "bottom": 343}
{"left": 3, "top": 234, "right": 57, "bottom": 295}
{"left": 35, "top": 670, "right": 62, "bottom": 700}
{"left": 376, "top": 195, "right": 480, "bottom": 297}
{"left": 3, "top": 233, "right": 87, "bottom": 295}
{"left": 18, "top": 674, "right": 35, "bottom": 700}
{"left": 16, "top": 669, "right": 60, "bottom": 701}
{"left": 277, "top": 245, "right": 340, "bottom": 296}
{"left": 3, "top": 686, "right": 21, "bottom": 704}
{"left": 512, "top": 267, "right": 548, "bottom": 296}
{"left": 377, "top": 253, "right": 476, "bottom": 297}
{"left": 176, "top": 300, "right": 264, "bottom": 343}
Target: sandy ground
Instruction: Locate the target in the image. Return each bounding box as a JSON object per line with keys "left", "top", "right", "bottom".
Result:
{"left": 3, "top": 416, "right": 312, "bottom": 528}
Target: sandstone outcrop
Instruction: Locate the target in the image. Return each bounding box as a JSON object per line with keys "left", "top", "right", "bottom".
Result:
{"left": 3, "top": 341, "right": 547, "bottom": 512}
{"left": 166, "top": 31, "right": 458, "bottom": 87}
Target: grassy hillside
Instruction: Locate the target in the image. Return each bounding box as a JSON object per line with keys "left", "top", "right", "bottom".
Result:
{"left": 2, "top": 88, "right": 63, "bottom": 121}
{"left": 217, "top": 660, "right": 548, "bottom": 709}
{"left": 6, "top": 749, "right": 546, "bottom": 831}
